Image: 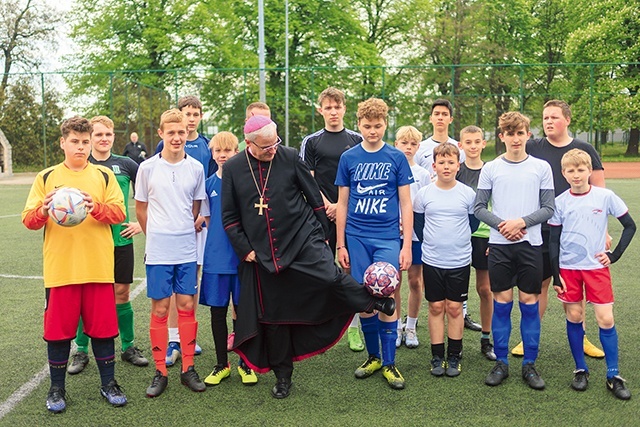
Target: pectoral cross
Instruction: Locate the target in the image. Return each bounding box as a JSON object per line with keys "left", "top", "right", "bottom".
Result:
{"left": 254, "top": 197, "right": 268, "bottom": 215}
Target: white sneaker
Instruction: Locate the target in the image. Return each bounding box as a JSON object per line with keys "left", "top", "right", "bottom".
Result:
{"left": 405, "top": 328, "right": 419, "bottom": 348}
{"left": 395, "top": 328, "right": 404, "bottom": 348}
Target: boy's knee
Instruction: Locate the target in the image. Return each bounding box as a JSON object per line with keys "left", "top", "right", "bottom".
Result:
{"left": 428, "top": 301, "right": 445, "bottom": 316}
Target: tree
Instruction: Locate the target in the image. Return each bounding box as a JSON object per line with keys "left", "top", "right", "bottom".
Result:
{"left": 0, "top": 0, "right": 59, "bottom": 99}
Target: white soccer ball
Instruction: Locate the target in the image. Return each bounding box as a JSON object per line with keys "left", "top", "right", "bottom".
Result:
{"left": 363, "top": 261, "right": 400, "bottom": 297}
{"left": 48, "top": 187, "right": 87, "bottom": 227}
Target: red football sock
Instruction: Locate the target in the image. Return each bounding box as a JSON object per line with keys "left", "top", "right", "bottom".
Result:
{"left": 178, "top": 309, "right": 197, "bottom": 373}
{"left": 149, "top": 313, "right": 168, "bottom": 376}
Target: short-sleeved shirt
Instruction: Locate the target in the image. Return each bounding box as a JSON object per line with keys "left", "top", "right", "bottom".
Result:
{"left": 413, "top": 181, "right": 476, "bottom": 268}
{"left": 89, "top": 154, "right": 138, "bottom": 247}
{"left": 526, "top": 137, "right": 603, "bottom": 196}
{"left": 300, "top": 128, "right": 362, "bottom": 203}
{"left": 477, "top": 155, "right": 554, "bottom": 246}
{"left": 549, "top": 186, "right": 628, "bottom": 270}
{"left": 335, "top": 143, "right": 413, "bottom": 240}
{"left": 155, "top": 134, "right": 215, "bottom": 177}
{"left": 456, "top": 162, "right": 490, "bottom": 239}
{"left": 135, "top": 154, "right": 207, "bottom": 265}
{"left": 408, "top": 163, "right": 431, "bottom": 241}
{"left": 415, "top": 136, "right": 465, "bottom": 177}
{"left": 201, "top": 174, "right": 239, "bottom": 275}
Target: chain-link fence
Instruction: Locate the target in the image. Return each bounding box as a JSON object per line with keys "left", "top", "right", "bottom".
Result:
{"left": 3, "top": 62, "right": 638, "bottom": 168}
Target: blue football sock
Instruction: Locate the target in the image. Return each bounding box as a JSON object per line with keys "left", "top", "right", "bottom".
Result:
{"left": 567, "top": 319, "right": 588, "bottom": 372}
{"left": 519, "top": 301, "right": 541, "bottom": 365}
{"left": 360, "top": 314, "right": 380, "bottom": 359}
{"left": 48, "top": 340, "right": 71, "bottom": 389}
{"left": 91, "top": 338, "right": 116, "bottom": 387}
{"left": 600, "top": 326, "right": 619, "bottom": 379}
{"left": 492, "top": 300, "right": 513, "bottom": 364}
{"left": 379, "top": 320, "right": 398, "bottom": 366}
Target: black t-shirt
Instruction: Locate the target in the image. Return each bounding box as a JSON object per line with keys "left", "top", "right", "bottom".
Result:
{"left": 526, "top": 137, "right": 603, "bottom": 196}
{"left": 300, "top": 128, "right": 362, "bottom": 203}
{"left": 456, "top": 162, "right": 483, "bottom": 190}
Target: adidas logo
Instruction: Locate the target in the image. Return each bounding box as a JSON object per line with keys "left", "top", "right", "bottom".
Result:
{"left": 210, "top": 190, "right": 218, "bottom": 197}
{"left": 152, "top": 346, "right": 162, "bottom": 352}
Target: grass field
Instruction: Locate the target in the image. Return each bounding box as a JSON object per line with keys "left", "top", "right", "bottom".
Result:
{"left": 1, "top": 181, "right": 639, "bottom": 426}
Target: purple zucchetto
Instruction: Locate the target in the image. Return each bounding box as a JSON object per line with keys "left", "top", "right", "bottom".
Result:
{"left": 244, "top": 115, "right": 274, "bottom": 134}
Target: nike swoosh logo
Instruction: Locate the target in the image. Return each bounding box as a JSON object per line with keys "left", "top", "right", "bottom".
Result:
{"left": 356, "top": 182, "right": 386, "bottom": 194}
{"left": 408, "top": 175, "right": 413, "bottom": 180}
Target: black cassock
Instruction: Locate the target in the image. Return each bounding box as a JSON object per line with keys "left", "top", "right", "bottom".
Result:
{"left": 222, "top": 146, "right": 376, "bottom": 373}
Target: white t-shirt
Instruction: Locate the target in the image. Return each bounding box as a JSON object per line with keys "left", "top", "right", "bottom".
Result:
{"left": 415, "top": 136, "right": 465, "bottom": 178}
{"left": 477, "top": 155, "right": 554, "bottom": 246}
{"left": 407, "top": 163, "right": 431, "bottom": 241}
{"left": 413, "top": 181, "right": 476, "bottom": 268}
{"left": 549, "top": 186, "right": 628, "bottom": 270}
{"left": 135, "top": 154, "right": 207, "bottom": 264}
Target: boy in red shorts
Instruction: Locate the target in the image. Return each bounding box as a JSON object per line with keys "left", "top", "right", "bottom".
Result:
{"left": 22, "top": 116, "right": 127, "bottom": 413}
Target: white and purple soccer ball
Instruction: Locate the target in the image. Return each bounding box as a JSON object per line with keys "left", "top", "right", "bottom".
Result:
{"left": 48, "top": 187, "right": 87, "bottom": 227}
{"left": 363, "top": 261, "right": 400, "bottom": 297}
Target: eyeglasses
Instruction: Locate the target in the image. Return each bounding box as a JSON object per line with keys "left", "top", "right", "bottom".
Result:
{"left": 251, "top": 136, "right": 281, "bottom": 152}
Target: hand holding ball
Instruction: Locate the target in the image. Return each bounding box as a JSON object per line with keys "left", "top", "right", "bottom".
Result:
{"left": 48, "top": 188, "right": 88, "bottom": 227}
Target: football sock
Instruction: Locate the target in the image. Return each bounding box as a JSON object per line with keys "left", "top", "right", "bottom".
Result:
{"left": 178, "top": 309, "right": 198, "bottom": 372}
{"left": 447, "top": 337, "right": 462, "bottom": 358}
{"left": 168, "top": 327, "right": 179, "bottom": 344}
{"left": 481, "top": 331, "right": 490, "bottom": 340}
{"left": 599, "top": 326, "right": 619, "bottom": 379}
{"left": 349, "top": 313, "right": 360, "bottom": 328}
{"left": 567, "top": 319, "right": 588, "bottom": 371}
{"left": 431, "top": 343, "right": 445, "bottom": 359}
{"left": 520, "top": 301, "right": 541, "bottom": 365}
{"left": 74, "top": 317, "right": 90, "bottom": 354}
{"left": 117, "top": 302, "right": 135, "bottom": 352}
{"left": 48, "top": 340, "right": 71, "bottom": 389}
{"left": 492, "top": 300, "right": 513, "bottom": 364}
{"left": 92, "top": 338, "right": 116, "bottom": 387}
{"left": 360, "top": 314, "right": 380, "bottom": 358}
{"left": 462, "top": 300, "right": 468, "bottom": 316}
{"left": 150, "top": 313, "right": 168, "bottom": 376}
{"left": 210, "top": 306, "right": 229, "bottom": 366}
{"left": 406, "top": 316, "right": 417, "bottom": 330}
{"left": 379, "top": 319, "right": 398, "bottom": 366}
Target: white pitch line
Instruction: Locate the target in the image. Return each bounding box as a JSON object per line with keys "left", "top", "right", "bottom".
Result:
{"left": 0, "top": 278, "right": 147, "bottom": 420}
{"left": 0, "top": 214, "right": 21, "bottom": 219}
{"left": 0, "top": 274, "right": 146, "bottom": 281}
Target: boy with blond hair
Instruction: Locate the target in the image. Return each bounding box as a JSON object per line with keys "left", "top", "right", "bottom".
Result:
{"left": 136, "top": 109, "right": 207, "bottom": 398}
{"left": 456, "top": 125, "right": 496, "bottom": 361}
{"left": 393, "top": 125, "right": 430, "bottom": 348}
{"left": 336, "top": 97, "right": 413, "bottom": 389}
{"left": 474, "top": 112, "right": 554, "bottom": 390}
{"left": 199, "top": 131, "right": 257, "bottom": 387}
{"left": 23, "top": 116, "right": 127, "bottom": 412}
{"left": 549, "top": 148, "right": 636, "bottom": 399}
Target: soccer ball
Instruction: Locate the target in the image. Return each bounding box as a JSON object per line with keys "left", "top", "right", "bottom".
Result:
{"left": 363, "top": 261, "right": 400, "bottom": 297}
{"left": 48, "top": 187, "right": 87, "bottom": 227}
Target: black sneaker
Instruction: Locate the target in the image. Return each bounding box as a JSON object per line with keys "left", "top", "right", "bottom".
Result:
{"left": 430, "top": 356, "right": 446, "bottom": 377}
{"left": 607, "top": 375, "right": 631, "bottom": 400}
{"left": 67, "top": 352, "right": 89, "bottom": 375}
{"left": 485, "top": 361, "right": 509, "bottom": 386}
{"left": 571, "top": 369, "right": 589, "bottom": 391}
{"left": 180, "top": 366, "right": 206, "bottom": 392}
{"left": 481, "top": 339, "right": 497, "bottom": 361}
{"left": 522, "top": 362, "right": 545, "bottom": 390}
{"left": 146, "top": 370, "right": 168, "bottom": 398}
{"left": 121, "top": 346, "right": 149, "bottom": 367}
{"left": 445, "top": 355, "right": 462, "bottom": 377}
{"left": 464, "top": 314, "right": 482, "bottom": 332}
{"left": 100, "top": 379, "right": 127, "bottom": 407}
{"left": 46, "top": 385, "right": 66, "bottom": 413}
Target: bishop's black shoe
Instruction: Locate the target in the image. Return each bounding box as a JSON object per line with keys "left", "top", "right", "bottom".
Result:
{"left": 373, "top": 297, "right": 396, "bottom": 316}
{"left": 271, "top": 378, "right": 292, "bottom": 399}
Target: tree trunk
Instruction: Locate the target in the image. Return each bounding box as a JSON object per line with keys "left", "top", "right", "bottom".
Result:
{"left": 625, "top": 127, "right": 639, "bottom": 157}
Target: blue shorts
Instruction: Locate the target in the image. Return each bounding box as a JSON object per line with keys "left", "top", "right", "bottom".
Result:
{"left": 199, "top": 273, "right": 241, "bottom": 307}
{"left": 411, "top": 241, "right": 422, "bottom": 266}
{"left": 146, "top": 262, "right": 198, "bottom": 300}
{"left": 346, "top": 234, "right": 400, "bottom": 284}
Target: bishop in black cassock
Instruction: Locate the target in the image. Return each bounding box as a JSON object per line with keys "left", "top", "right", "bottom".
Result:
{"left": 222, "top": 116, "right": 394, "bottom": 398}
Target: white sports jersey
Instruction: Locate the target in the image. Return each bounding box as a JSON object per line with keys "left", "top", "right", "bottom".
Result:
{"left": 549, "top": 186, "right": 628, "bottom": 270}
{"left": 413, "top": 181, "right": 476, "bottom": 268}
{"left": 408, "top": 163, "right": 431, "bottom": 241}
{"left": 477, "top": 155, "right": 553, "bottom": 246}
{"left": 415, "top": 136, "right": 465, "bottom": 178}
{"left": 135, "top": 154, "right": 207, "bottom": 264}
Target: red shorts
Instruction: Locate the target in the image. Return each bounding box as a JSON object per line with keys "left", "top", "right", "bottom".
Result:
{"left": 44, "top": 283, "right": 118, "bottom": 342}
{"left": 557, "top": 268, "right": 614, "bottom": 305}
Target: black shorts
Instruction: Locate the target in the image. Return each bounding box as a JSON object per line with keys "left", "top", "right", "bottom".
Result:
{"left": 540, "top": 226, "right": 552, "bottom": 281}
{"left": 423, "top": 264, "right": 470, "bottom": 303}
{"left": 114, "top": 244, "right": 134, "bottom": 285}
{"left": 488, "top": 242, "right": 542, "bottom": 295}
{"left": 471, "top": 236, "right": 489, "bottom": 271}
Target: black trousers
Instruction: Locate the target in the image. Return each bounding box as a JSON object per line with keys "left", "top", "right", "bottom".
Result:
{"left": 264, "top": 323, "right": 293, "bottom": 379}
